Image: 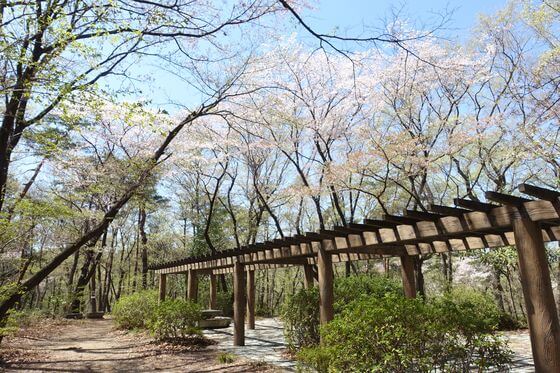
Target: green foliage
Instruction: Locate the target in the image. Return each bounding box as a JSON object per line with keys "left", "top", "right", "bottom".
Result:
{"left": 334, "top": 274, "right": 401, "bottom": 313}
{"left": 281, "top": 274, "right": 402, "bottom": 350}
{"left": 432, "top": 287, "right": 501, "bottom": 336}
{"left": 112, "top": 290, "right": 158, "bottom": 330}
{"left": 298, "top": 292, "right": 513, "bottom": 372}
{"left": 216, "top": 289, "right": 234, "bottom": 317}
{"left": 0, "top": 310, "right": 20, "bottom": 341}
{"left": 217, "top": 352, "right": 236, "bottom": 364}
{"left": 281, "top": 287, "right": 320, "bottom": 350}
{"left": 0, "top": 307, "right": 50, "bottom": 342}
{"left": 149, "top": 299, "right": 202, "bottom": 341}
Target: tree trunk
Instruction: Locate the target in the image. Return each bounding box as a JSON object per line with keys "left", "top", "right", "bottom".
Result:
{"left": 139, "top": 206, "right": 148, "bottom": 289}
{"left": 414, "top": 257, "right": 426, "bottom": 299}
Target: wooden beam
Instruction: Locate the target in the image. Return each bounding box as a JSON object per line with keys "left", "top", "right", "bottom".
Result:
{"left": 454, "top": 198, "right": 499, "bottom": 212}
{"left": 209, "top": 273, "right": 217, "bottom": 309}
{"left": 246, "top": 270, "right": 255, "bottom": 330}
{"left": 429, "top": 204, "right": 471, "bottom": 216}
{"left": 513, "top": 217, "right": 560, "bottom": 371}
{"left": 383, "top": 214, "right": 422, "bottom": 225}
{"left": 303, "top": 264, "right": 315, "bottom": 289}
{"left": 519, "top": 184, "right": 560, "bottom": 201}
{"left": 317, "top": 241, "right": 334, "bottom": 326}
{"left": 152, "top": 195, "right": 560, "bottom": 274}
{"left": 233, "top": 261, "right": 246, "bottom": 346}
{"left": 363, "top": 218, "right": 398, "bottom": 228}
{"left": 486, "top": 191, "right": 532, "bottom": 206}
{"left": 400, "top": 255, "right": 416, "bottom": 298}
{"left": 404, "top": 210, "right": 444, "bottom": 220}
{"left": 158, "top": 273, "right": 166, "bottom": 303}
{"left": 187, "top": 269, "right": 198, "bottom": 302}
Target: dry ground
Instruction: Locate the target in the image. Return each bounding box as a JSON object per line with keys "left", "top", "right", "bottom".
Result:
{"left": 0, "top": 318, "right": 275, "bottom": 372}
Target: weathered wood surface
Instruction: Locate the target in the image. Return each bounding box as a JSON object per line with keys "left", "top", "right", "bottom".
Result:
{"left": 233, "top": 261, "right": 246, "bottom": 346}
{"left": 318, "top": 241, "right": 334, "bottom": 326}
{"left": 400, "top": 255, "right": 416, "bottom": 299}
{"left": 303, "top": 264, "right": 315, "bottom": 289}
{"left": 153, "top": 198, "right": 560, "bottom": 274}
{"left": 187, "top": 269, "right": 198, "bottom": 302}
{"left": 513, "top": 218, "right": 560, "bottom": 372}
{"left": 209, "top": 274, "right": 217, "bottom": 309}
{"left": 158, "top": 273, "right": 166, "bottom": 302}
{"left": 246, "top": 270, "right": 255, "bottom": 330}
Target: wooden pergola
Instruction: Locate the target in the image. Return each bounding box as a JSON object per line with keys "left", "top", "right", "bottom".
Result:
{"left": 149, "top": 184, "right": 560, "bottom": 372}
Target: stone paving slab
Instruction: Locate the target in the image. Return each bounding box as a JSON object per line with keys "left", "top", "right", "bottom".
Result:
{"left": 205, "top": 319, "right": 535, "bottom": 372}
{"left": 204, "top": 318, "right": 296, "bottom": 371}
{"left": 502, "top": 330, "right": 534, "bottom": 372}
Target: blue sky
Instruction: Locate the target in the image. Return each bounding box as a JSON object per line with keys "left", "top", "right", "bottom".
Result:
{"left": 110, "top": 0, "right": 508, "bottom": 111}
{"left": 300, "top": 0, "right": 507, "bottom": 37}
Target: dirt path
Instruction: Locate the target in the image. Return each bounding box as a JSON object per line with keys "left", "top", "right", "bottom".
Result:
{"left": 1, "top": 319, "right": 274, "bottom": 372}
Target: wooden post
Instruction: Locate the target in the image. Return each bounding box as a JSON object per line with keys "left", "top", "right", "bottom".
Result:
{"left": 158, "top": 273, "right": 166, "bottom": 303}
{"left": 400, "top": 255, "right": 416, "bottom": 298}
{"left": 187, "top": 269, "right": 198, "bottom": 302}
{"left": 209, "top": 273, "right": 217, "bottom": 309}
{"left": 317, "top": 242, "right": 334, "bottom": 325}
{"left": 513, "top": 217, "right": 560, "bottom": 372}
{"left": 233, "top": 261, "right": 246, "bottom": 346}
{"left": 303, "top": 264, "right": 315, "bottom": 289}
{"left": 247, "top": 270, "right": 255, "bottom": 329}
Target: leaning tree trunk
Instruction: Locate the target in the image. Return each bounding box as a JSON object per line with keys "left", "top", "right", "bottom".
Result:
{"left": 68, "top": 229, "right": 107, "bottom": 313}
{"left": 68, "top": 249, "right": 95, "bottom": 314}
{"left": 0, "top": 103, "right": 217, "bottom": 332}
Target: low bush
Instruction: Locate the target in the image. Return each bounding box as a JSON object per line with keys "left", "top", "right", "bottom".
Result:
{"left": 216, "top": 289, "right": 233, "bottom": 317}
{"left": 334, "top": 274, "right": 401, "bottom": 313}
{"left": 298, "top": 292, "right": 513, "bottom": 372}
{"left": 432, "top": 287, "right": 502, "bottom": 336}
{"left": 281, "top": 273, "right": 401, "bottom": 350}
{"left": 217, "top": 352, "right": 236, "bottom": 364}
{"left": 112, "top": 290, "right": 157, "bottom": 330}
{"left": 149, "top": 298, "right": 202, "bottom": 341}
{"left": 281, "top": 287, "right": 320, "bottom": 350}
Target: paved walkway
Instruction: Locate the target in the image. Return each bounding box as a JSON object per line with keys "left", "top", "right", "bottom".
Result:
{"left": 204, "top": 318, "right": 296, "bottom": 371}
{"left": 204, "top": 319, "right": 535, "bottom": 372}
{"left": 503, "top": 330, "right": 535, "bottom": 372}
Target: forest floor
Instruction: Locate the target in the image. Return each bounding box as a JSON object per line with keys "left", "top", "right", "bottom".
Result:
{"left": 0, "top": 318, "right": 277, "bottom": 372}
{"left": 0, "top": 317, "right": 534, "bottom": 372}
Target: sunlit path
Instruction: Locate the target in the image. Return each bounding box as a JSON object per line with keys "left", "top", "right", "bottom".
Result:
{"left": 205, "top": 318, "right": 296, "bottom": 371}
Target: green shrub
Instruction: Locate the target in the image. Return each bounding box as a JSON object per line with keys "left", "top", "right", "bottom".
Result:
{"left": 334, "top": 274, "right": 401, "bottom": 313}
{"left": 432, "top": 287, "right": 502, "bottom": 336}
{"left": 217, "top": 352, "right": 236, "bottom": 364}
{"left": 280, "top": 273, "right": 401, "bottom": 350}
{"left": 281, "top": 287, "right": 320, "bottom": 350}
{"left": 112, "top": 290, "right": 157, "bottom": 330}
{"left": 0, "top": 310, "right": 20, "bottom": 342}
{"left": 216, "top": 289, "right": 233, "bottom": 317}
{"left": 298, "top": 293, "right": 513, "bottom": 372}
{"left": 149, "top": 298, "right": 202, "bottom": 341}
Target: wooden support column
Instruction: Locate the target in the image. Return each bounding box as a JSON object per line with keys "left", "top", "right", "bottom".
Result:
{"left": 303, "top": 264, "right": 315, "bottom": 289}
{"left": 209, "top": 274, "right": 217, "bottom": 309}
{"left": 158, "top": 273, "right": 167, "bottom": 303}
{"left": 513, "top": 217, "right": 560, "bottom": 372}
{"left": 317, "top": 243, "right": 334, "bottom": 325}
{"left": 187, "top": 269, "right": 198, "bottom": 302}
{"left": 247, "top": 270, "right": 255, "bottom": 330}
{"left": 400, "top": 255, "right": 416, "bottom": 298}
{"left": 233, "top": 261, "right": 246, "bottom": 346}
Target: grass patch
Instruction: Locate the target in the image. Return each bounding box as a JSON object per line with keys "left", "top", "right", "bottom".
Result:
{"left": 217, "top": 352, "right": 236, "bottom": 364}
